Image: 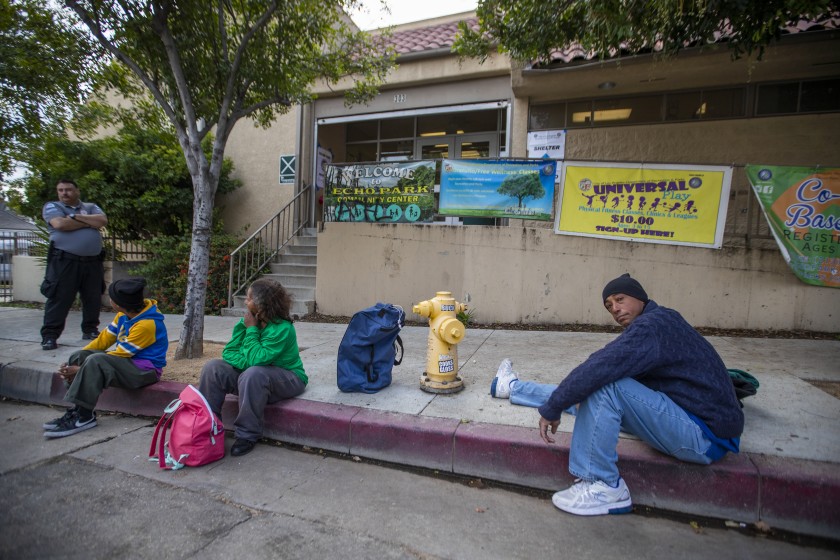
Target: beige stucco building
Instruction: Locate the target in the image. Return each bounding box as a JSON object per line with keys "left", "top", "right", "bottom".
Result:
{"left": 219, "top": 12, "right": 840, "bottom": 332}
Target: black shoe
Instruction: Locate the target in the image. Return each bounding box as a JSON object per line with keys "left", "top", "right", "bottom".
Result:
{"left": 42, "top": 407, "right": 78, "bottom": 430}
{"left": 82, "top": 330, "right": 100, "bottom": 340}
{"left": 42, "top": 338, "right": 57, "bottom": 351}
{"left": 231, "top": 439, "right": 256, "bottom": 457}
{"left": 44, "top": 411, "right": 97, "bottom": 438}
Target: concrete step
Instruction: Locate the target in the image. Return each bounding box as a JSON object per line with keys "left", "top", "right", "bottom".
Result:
{"left": 270, "top": 261, "right": 316, "bottom": 275}
{"left": 293, "top": 235, "right": 318, "bottom": 247}
{"left": 221, "top": 299, "right": 313, "bottom": 318}
{"left": 260, "top": 275, "right": 316, "bottom": 293}
{"left": 261, "top": 272, "right": 316, "bottom": 288}
{"left": 234, "top": 284, "right": 314, "bottom": 306}
{"left": 283, "top": 244, "right": 317, "bottom": 256}
{"left": 275, "top": 254, "right": 317, "bottom": 267}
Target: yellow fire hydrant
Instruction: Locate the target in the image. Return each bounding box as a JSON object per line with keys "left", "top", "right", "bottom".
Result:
{"left": 413, "top": 291, "right": 467, "bottom": 394}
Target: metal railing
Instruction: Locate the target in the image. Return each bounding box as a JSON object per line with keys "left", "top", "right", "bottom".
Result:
{"left": 227, "top": 185, "right": 312, "bottom": 308}
{"left": 103, "top": 234, "right": 152, "bottom": 261}
{"left": 0, "top": 230, "right": 152, "bottom": 302}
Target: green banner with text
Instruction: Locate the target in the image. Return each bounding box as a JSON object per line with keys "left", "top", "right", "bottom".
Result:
{"left": 745, "top": 165, "right": 839, "bottom": 288}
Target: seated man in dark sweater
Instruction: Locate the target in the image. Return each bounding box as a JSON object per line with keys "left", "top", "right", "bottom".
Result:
{"left": 491, "top": 273, "right": 744, "bottom": 516}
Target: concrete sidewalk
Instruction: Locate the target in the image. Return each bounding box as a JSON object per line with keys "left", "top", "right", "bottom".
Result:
{"left": 1, "top": 306, "right": 838, "bottom": 540}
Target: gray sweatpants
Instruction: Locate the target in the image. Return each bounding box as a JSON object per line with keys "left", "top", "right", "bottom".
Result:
{"left": 198, "top": 359, "right": 306, "bottom": 442}
{"left": 65, "top": 350, "right": 159, "bottom": 410}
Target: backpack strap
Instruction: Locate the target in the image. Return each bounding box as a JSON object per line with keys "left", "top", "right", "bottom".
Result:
{"left": 366, "top": 345, "right": 377, "bottom": 384}
{"left": 157, "top": 412, "right": 175, "bottom": 469}
{"left": 393, "top": 335, "right": 403, "bottom": 366}
{"left": 149, "top": 398, "right": 180, "bottom": 462}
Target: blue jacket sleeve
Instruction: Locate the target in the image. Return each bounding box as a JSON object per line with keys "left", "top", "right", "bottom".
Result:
{"left": 537, "top": 321, "right": 663, "bottom": 421}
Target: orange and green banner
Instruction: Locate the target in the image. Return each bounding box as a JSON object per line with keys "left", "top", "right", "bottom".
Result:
{"left": 554, "top": 162, "right": 732, "bottom": 248}
{"left": 746, "top": 165, "right": 839, "bottom": 288}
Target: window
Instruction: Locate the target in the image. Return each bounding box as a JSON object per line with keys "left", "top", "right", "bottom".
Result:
{"left": 339, "top": 108, "right": 505, "bottom": 163}
{"left": 380, "top": 117, "right": 414, "bottom": 139}
{"left": 756, "top": 79, "right": 840, "bottom": 115}
{"left": 346, "top": 120, "right": 378, "bottom": 142}
{"left": 345, "top": 143, "right": 377, "bottom": 163}
{"left": 666, "top": 88, "right": 745, "bottom": 121}
{"left": 756, "top": 82, "right": 800, "bottom": 115}
{"left": 529, "top": 103, "right": 565, "bottom": 130}
{"left": 528, "top": 78, "right": 840, "bottom": 131}
{"left": 380, "top": 140, "right": 413, "bottom": 162}
{"left": 801, "top": 79, "right": 840, "bottom": 112}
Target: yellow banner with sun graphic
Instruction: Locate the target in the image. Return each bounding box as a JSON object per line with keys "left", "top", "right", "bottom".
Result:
{"left": 554, "top": 162, "right": 733, "bottom": 248}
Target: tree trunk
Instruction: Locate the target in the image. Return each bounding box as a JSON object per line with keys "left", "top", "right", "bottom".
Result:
{"left": 174, "top": 145, "right": 217, "bottom": 360}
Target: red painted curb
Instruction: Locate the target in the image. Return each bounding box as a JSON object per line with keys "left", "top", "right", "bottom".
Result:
{"left": 350, "top": 409, "right": 461, "bottom": 471}
{"left": 263, "top": 398, "right": 358, "bottom": 454}
{"left": 753, "top": 454, "right": 840, "bottom": 538}
{"left": 453, "top": 422, "right": 572, "bottom": 490}
{"left": 615, "top": 438, "right": 760, "bottom": 522}
{"left": 40, "top": 372, "right": 840, "bottom": 539}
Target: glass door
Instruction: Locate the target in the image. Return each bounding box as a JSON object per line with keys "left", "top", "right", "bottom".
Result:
{"left": 456, "top": 133, "right": 497, "bottom": 159}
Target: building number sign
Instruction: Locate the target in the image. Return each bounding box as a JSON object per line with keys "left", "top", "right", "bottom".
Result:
{"left": 393, "top": 93, "right": 406, "bottom": 104}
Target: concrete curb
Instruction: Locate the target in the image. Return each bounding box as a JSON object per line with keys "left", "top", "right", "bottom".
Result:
{"left": 2, "top": 363, "right": 838, "bottom": 540}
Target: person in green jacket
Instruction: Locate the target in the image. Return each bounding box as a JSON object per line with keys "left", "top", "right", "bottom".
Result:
{"left": 198, "top": 278, "right": 307, "bottom": 457}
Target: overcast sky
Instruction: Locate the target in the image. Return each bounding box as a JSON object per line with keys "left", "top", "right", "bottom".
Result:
{"left": 350, "top": 0, "right": 478, "bottom": 30}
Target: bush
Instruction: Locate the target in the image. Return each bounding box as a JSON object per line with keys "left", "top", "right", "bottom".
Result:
{"left": 131, "top": 229, "right": 262, "bottom": 316}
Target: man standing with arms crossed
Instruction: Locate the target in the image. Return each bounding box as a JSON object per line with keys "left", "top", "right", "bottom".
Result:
{"left": 40, "top": 179, "right": 108, "bottom": 351}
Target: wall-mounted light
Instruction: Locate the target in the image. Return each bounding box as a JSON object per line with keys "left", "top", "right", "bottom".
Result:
{"left": 598, "top": 81, "right": 617, "bottom": 90}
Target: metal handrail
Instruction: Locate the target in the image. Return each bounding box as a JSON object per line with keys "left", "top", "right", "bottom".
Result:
{"left": 227, "top": 185, "right": 312, "bottom": 308}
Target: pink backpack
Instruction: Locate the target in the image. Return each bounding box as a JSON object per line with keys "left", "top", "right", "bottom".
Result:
{"left": 149, "top": 385, "right": 225, "bottom": 469}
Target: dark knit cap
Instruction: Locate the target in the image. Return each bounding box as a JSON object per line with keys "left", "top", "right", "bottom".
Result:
{"left": 602, "top": 273, "right": 648, "bottom": 303}
{"left": 109, "top": 277, "right": 146, "bottom": 309}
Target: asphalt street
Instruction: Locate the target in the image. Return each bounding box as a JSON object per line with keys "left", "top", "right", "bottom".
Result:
{"left": 1, "top": 400, "right": 837, "bottom": 560}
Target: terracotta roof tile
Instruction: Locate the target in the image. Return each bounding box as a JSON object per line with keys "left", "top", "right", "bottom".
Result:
{"left": 382, "top": 17, "right": 479, "bottom": 55}
{"left": 539, "top": 13, "right": 840, "bottom": 68}
{"left": 374, "top": 13, "right": 838, "bottom": 62}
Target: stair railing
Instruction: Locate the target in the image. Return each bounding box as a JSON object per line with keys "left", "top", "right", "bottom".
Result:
{"left": 227, "top": 184, "right": 312, "bottom": 309}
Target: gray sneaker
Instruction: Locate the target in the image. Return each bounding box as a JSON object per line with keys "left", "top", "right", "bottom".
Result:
{"left": 551, "top": 478, "right": 633, "bottom": 516}
{"left": 44, "top": 412, "right": 97, "bottom": 438}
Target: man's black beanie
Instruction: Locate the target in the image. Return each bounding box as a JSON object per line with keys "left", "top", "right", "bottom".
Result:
{"left": 109, "top": 277, "right": 146, "bottom": 309}
{"left": 602, "top": 273, "right": 648, "bottom": 303}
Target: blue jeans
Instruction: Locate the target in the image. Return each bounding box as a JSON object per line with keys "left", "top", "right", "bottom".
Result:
{"left": 510, "top": 380, "right": 559, "bottom": 408}
{"left": 512, "top": 378, "right": 713, "bottom": 485}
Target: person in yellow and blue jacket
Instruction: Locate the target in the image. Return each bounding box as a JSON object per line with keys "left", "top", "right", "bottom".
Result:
{"left": 43, "top": 277, "right": 168, "bottom": 439}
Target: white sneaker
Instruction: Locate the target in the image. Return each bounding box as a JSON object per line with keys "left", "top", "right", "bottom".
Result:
{"left": 551, "top": 478, "right": 633, "bottom": 516}
{"left": 490, "top": 358, "right": 518, "bottom": 399}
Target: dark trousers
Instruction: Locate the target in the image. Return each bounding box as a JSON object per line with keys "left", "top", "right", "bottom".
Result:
{"left": 41, "top": 255, "right": 104, "bottom": 340}
{"left": 65, "top": 350, "right": 158, "bottom": 410}
{"left": 198, "top": 359, "right": 306, "bottom": 442}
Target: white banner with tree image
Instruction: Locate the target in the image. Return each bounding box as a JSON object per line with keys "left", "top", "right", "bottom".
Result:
{"left": 438, "top": 159, "right": 557, "bottom": 221}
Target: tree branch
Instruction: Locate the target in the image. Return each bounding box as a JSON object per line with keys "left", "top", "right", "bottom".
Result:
{"left": 64, "top": 1, "right": 181, "bottom": 132}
